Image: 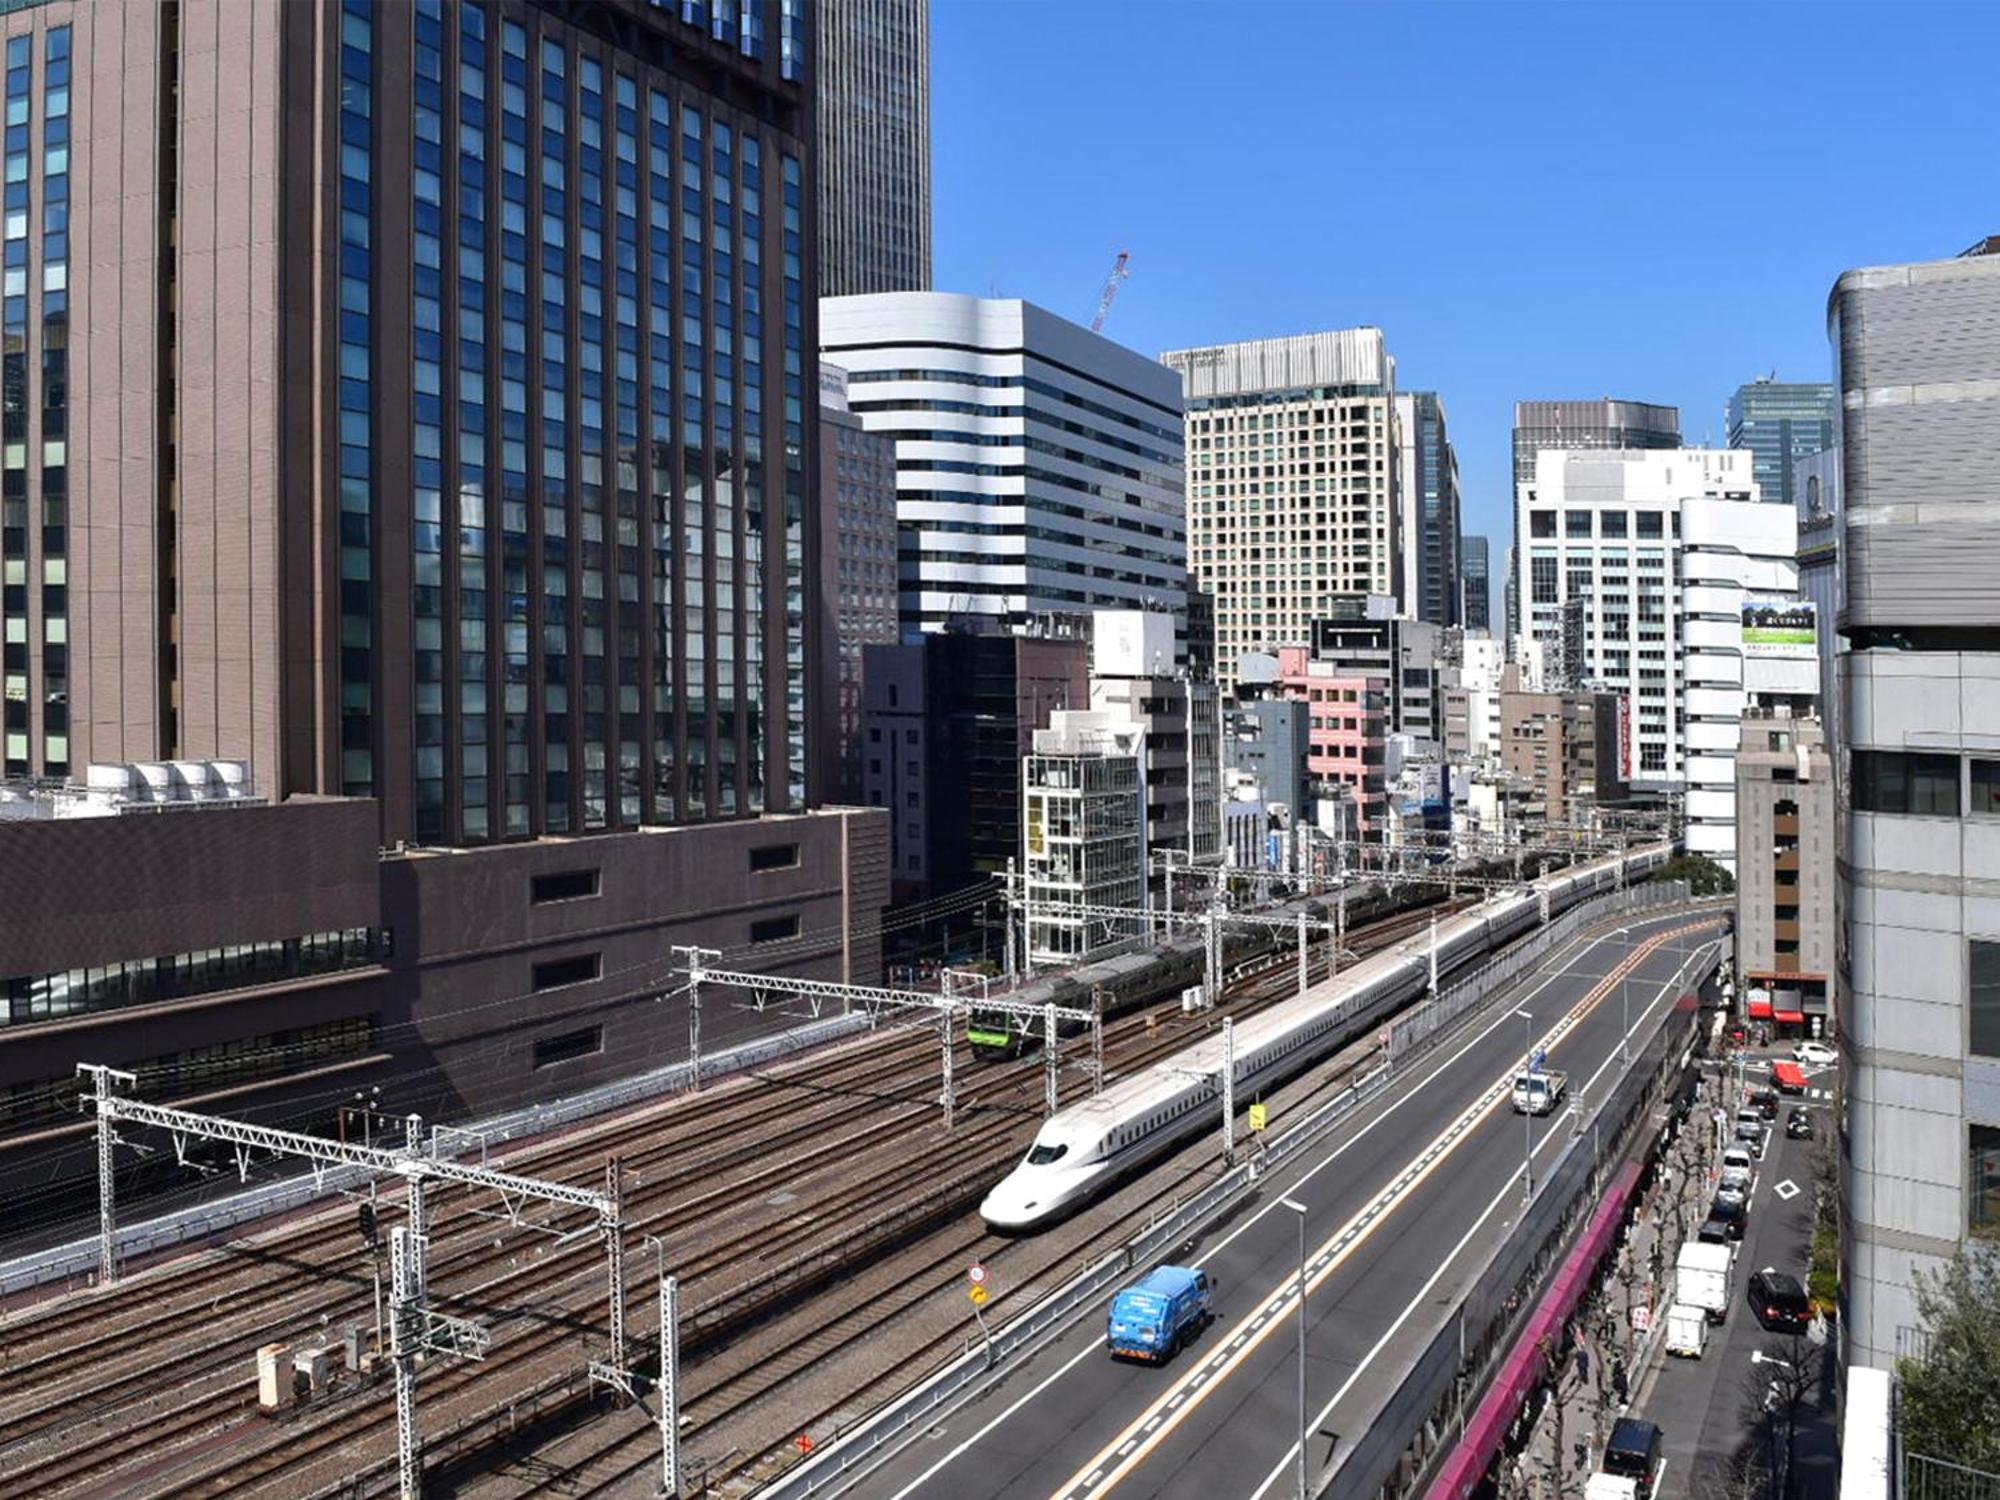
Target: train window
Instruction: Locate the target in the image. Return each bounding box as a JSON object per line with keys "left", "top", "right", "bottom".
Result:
{"left": 1026, "top": 1142, "right": 1068, "bottom": 1165}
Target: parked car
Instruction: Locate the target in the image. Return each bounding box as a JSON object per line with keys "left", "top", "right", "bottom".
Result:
{"left": 1748, "top": 1087, "right": 1781, "bottom": 1119}
{"left": 1704, "top": 1193, "right": 1748, "bottom": 1241}
{"left": 1602, "top": 1417, "right": 1665, "bottom": 1500}
{"left": 1747, "top": 1267, "right": 1811, "bottom": 1333}
{"left": 1714, "top": 1178, "right": 1750, "bottom": 1209}
{"left": 1735, "top": 1112, "right": 1769, "bottom": 1147}
{"left": 1786, "top": 1108, "right": 1813, "bottom": 1140}
{"left": 1795, "top": 1040, "right": 1838, "bottom": 1068}
{"left": 1722, "top": 1144, "right": 1756, "bottom": 1177}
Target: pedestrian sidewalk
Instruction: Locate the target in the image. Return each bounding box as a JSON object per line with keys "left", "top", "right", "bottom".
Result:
{"left": 1500, "top": 1071, "right": 1729, "bottom": 1499}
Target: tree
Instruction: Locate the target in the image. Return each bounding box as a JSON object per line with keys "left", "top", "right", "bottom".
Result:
{"left": 1657, "top": 853, "right": 1736, "bottom": 898}
{"left": 1898, "top": 1245, "right": 2000, "bottom": 1472}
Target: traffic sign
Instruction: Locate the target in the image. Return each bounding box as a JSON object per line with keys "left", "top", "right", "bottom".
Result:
{"left": 1630, "top": 1304, "right": 1652, "bottom": 1334}
{"left": 969, "top": 1284, "right": 989, "bottom": 1307}
{"left": 967, "top": 1263, "right": 987, "bottom": 1286}
{"left": 1248, "top": 1103, "right": 1268, "bottom": 1133}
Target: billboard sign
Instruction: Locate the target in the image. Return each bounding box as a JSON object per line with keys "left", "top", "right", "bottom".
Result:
{"left": 1742, "top": 600, "right": 1817, "bottom": 660}
{"left": 1618, "top": 695, "right": 1632, "bottom": 781}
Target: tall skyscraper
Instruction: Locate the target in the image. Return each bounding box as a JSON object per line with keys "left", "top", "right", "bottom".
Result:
{"left": 815, "top": 0, "right": 930, "bottom": 295}
{"left": 1509, "top": 399, "right": 1679, "bottom": 639}
{"left": 1726, "top": 378, "right": 1835, "bottom": 508}
{"left": 0, "top": 0, "right": 820, "bottom": 847}
{"left": 816, "top": 366, "right": 899, "bottom": 804}
{"left": 1462, "top": 534, "right": 1491, "bottom": 631}
{"left": 1393, "top": 391, "right": 1462, "bottom": 626}
{"left": 1166, "top": 328, "right": 1398, "bottom": 691}
{"left": 1835, "top": 246, "right": 2000, "bottom": 1370}
{"left": 821, "top": 293, "right": 1187, "bottom": 636}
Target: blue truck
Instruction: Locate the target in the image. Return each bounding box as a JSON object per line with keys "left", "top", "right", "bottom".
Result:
{"left": 1106, "top": 1264, "right": 1215, "bottom": 1363}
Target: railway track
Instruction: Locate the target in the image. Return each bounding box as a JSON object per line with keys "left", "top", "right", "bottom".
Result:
{"left": 0, "top": 897, "right": 1460, "bottom": 1498}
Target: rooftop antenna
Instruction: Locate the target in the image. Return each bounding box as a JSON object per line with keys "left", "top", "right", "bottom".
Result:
{"left": 1090, "top": 251, "right": 1130, "bottom": 334}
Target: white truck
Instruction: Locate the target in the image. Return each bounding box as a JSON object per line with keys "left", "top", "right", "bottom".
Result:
{"left": 1513, "top": 1069, "right": 1568, "bottom": 1116}
{"left": 1587, "top": 1475, "right": 1640, "bottom": 1500}
{"left": 1675, "top": 1240, "right": 1734, "bottom": 1324}
{"left": 1663, "top": 1301, "right": 1708, "bottom": 1357}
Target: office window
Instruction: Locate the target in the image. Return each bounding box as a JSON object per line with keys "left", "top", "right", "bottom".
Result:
{"left": 533, "top": 1026, "right": 603, "bottom": 1068}
{"left": 1971, "top": 758, "right": 2000, "bottom": 815}
{"left": 1636, "top": 511, "right": 1663, "bottom": 539}
{"left": 749, "top": 914, "right": 799, "bottom": 943}
{"left": 1973, "top": 940, "right": 2000, "bottom": 1059}
{"left": 1852, "top": 750, "right": 1960, "bottom": 817}
{"left": 1565, "top": 510, "right": 1592, "bottom": 538}
{"left": 1972, "top": 1123, "right": 2000, "bottom": 1242}
{"left": 1530, "top": 512, "right": 1555, "bottom": 539}
{"left": 531, "top": 868, "right": 601, "bottom": 904}
{"left": 749, "top": 842, "right": 800, "bottom": 872}
{"left": 532, "top": 952, "right": 602, "bottom": 991}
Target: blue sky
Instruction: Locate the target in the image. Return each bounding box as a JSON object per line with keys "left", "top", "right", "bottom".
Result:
{"left": 931, "top": 0, "right": 2000, "bottom": 558}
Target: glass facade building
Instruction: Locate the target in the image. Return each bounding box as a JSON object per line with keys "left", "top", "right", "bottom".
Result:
{"left": 1393, "top": 390, "right": 1460, "bottom": 627}
{"left": 3, "top": 0, "right": 816, "bottom": 849}
{"left": 1461, "top": 533, "right": 1490, "bottom": 631}
{"left": 815, "top": 0, "right": 929, "bottom": 296}
{"left": 1724, "top": 378, "right": 1834, "bottom": 509}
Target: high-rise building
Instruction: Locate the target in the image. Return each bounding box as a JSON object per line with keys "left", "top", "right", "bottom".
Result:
{"left": 1309, "top": 596, "right": 1443, "bottom": 746}
{"left": 1462, "top": 534, "right": 1491, "bottom": 631}
{"left": 1517, "top": 448, "right": 1799, "bottom": 807}
{"left": 1498, "top": 686, "right": 1626, "bottom": 824}
{"left": 1726, "top": 378, "right": 1835, "bottom": 509}
{"left": 822, "top": 294, "right": 1187, "bottom": 637}
{"left": 1166, "top": 329, "right": 1398, "bottom": 691}
{"left": 815, "top": 0, "right": 930, "bottom": 296}
{"left": 0, "top": 1, "right": 891, "bottom": 1226}
{"left": 1277, "top": 648, "right": 1388, "bottom": 837}
{"left": 1834, "top": 247, "right": 2000, "bottom": 1370}
{"left": 1793, "top": 445, "right": 1842, "bottom": 747}
{"left": 817, "top": 366, "right": 899, "bottom": 803}
{"left": 1393, "top": 391, "right": 1462, "bottom": 626}
{"left": 0, "top": 0, "right": 818, "bottom": 843}
{"left": 1022, "top": 718, "right": 1143, "bottom": 965}
{"left": 1509, "top": 399, "right": 1679, "bottom": 639}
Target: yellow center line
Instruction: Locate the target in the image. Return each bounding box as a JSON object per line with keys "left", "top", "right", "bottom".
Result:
{"left": 1046, "top": 918, "right": 1720, "bottom": 1500}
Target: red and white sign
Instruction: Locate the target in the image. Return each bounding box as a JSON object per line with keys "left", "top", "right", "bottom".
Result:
{"left": 1618, "top": 695, "right": 1633, "bottom": 781}
{"left": 967, "top": 1263, "right": 987, "bottom": 1287}
{"left": 1631, "top": 1304, "right": 1653, "bottom": 1334}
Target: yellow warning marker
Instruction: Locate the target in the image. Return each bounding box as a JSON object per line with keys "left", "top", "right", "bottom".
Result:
{"left": 969, "top": 1283, "right": 989, "bottom": 1306}
{"left": 1248, "top": 1102, "right": 1268, "bottom": 1133}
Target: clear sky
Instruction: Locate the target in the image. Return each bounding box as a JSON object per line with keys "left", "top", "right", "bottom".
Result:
{"left": 931, "top": 0, "right": 2000, "bottom": 564}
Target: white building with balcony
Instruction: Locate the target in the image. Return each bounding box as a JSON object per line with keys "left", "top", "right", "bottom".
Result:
{"left": 1022, "top": 717, "right": 1144, "bottom": 965}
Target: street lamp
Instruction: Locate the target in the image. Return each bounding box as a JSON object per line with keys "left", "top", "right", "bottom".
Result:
{"left": 1281, "top": 1196, "right": 1309, "bottom": 1500}
{"left": 1513, "top": 1007, "right": 1535, "bottom": 1202}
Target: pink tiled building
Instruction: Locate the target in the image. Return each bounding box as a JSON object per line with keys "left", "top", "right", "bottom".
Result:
{"left": 1277, "top": 648, "right": 1388, "bottom": 837}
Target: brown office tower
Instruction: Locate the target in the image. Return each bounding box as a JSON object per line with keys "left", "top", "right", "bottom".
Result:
{"left": 0, "top": 1, "right": 888, "bottom": 1241}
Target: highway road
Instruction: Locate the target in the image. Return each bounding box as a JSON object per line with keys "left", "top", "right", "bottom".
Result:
{"left": 863, "top": 908, "right": 1726, "bottom": 1500}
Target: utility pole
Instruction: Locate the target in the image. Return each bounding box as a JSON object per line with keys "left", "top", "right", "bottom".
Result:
{"left": 1428, "top": 912, "right": 1440, "bottom": 1000}
{"left": 605, "top": 1158, "right": 628, "bottom": 1391}
{"left": 1204, "top": 899, "right": 1221, "bottom": 1009}
{"left": 76, "top": 1063, "right": 136, "bottom": 1285}
{"left": 1004, "top": 858, "right": 1019, "bottom": 983}
{"left": 1297, "top": 909, "right": 1309, "bottom": 998}
{"left": 1221, "top": 1016, "right": 1236, "bottom": 1167}
{"left": 641, "top": 1235, "right": 681, "bottom": 1495}
{"left": 940, "top": 1012, "right": 955, "bottom": 1131}
{"left": 1281, "top": 1197, "right": 1310, "bottom": 1500}
{"left": 670, "top": 945, "right": 720, "bottom": 1090}
{"left": 390, "top": 1225, "right": 424, "bottom": 1500}
{"left": 1044, "top": 1001, "right": 1060, "bottom": 1116}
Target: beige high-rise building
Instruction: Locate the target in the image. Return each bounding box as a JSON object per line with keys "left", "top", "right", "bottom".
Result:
{"left": 1163, "top": 329, "right": 1398, "bottom": 692}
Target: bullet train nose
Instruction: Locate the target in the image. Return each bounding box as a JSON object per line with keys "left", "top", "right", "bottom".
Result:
{"left": 979, "top": 1173, "right": 1044, "bottom": 1232}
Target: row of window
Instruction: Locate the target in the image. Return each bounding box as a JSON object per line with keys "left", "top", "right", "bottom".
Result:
{"left": 3, "top": 928, "right": 385, "bottom": 1029}
{"left": 1, "top": 1014, "right": 380, "bottom": 1136}
{"left": 1849, "top": 749, "right": 2000, "bottom": 818}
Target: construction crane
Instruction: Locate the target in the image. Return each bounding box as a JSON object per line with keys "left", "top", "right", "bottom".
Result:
{"left": 1089, "top": 250, "right": 1130, "bottom": 333}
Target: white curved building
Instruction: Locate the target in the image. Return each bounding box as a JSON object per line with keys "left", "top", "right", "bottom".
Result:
{"left": 819, "top": 293, "right": 1188, "bottom": 637}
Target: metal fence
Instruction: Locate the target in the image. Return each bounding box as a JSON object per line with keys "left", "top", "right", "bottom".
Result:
{"left": 1907, "top": 1455, "right": 2000, "bottom": 1500}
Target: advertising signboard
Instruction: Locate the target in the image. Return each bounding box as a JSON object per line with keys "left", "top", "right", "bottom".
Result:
{"left": 1742, "top": 600, "right": 1817, "bottom": 660}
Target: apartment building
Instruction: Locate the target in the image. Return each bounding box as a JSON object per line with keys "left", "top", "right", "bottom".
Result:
{"left": 1022, "top": 719, "right": 1144, "bottom": 965}
{"left": 1499, "top": 687, "right": 1626, "bottom": 824}
{"left": 1166, "top": 329, "right": 1398, "bottom": 691}
{"left": 1277, "top": 647, "right": 1387, "bottom": 837}
{"left": 1734, "top": 711, "right": 1835, "bottom": 1031}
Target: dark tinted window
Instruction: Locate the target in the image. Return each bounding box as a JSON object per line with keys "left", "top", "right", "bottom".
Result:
{"left": 749, "top": 914, "right": 799, "bottom": 944}
{"left": 1972, "top": 759, "right": 2000, "bottom": 815}
{"left": 1530, "top": 511, "right": 1555, "bottom": 539}
{"left": 533, "top": 1026, "right": 601, "bottom": 1068}
{"left": 532, "top": 952, "right": 601, "bottom": 991}
{"left": 1972, "top": 940, "right": 2000, "bottom": 1059}
{"left": 531, "top": 868, "right": 600, "bottom": 904}
{"left": 1852, "top": 750, "right": 1960, "bottom": 816}
{"left": 1973, "top": 1123, "right": 2000, "bottom": 1241}
{"left": 750, "top": 843, "right": 799, "bottom": 872}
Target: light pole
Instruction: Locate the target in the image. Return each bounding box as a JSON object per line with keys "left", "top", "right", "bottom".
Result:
{"left": 1611, "top": 924, "right": 1634, "bottom": 1065}
{"left": 1513, "top": 1007, "right": 1535, "bottom": 1202}
{"left": 1281, "top": 1196, "right": 1309, "bottom": 1500}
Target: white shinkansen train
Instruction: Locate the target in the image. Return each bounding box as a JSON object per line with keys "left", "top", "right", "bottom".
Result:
{"left": 978, "top": 842, "right": 1671, "bottom": 1232}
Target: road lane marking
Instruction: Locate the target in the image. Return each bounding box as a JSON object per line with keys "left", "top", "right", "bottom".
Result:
{"left": 1046, "top": 922, "right": 1720, "bottom": 1500}
{"left": 878, "top": 914, "right": 1712, "bottom": 1500}
{"left": 1241, "top": 938, "right": 1723, "bottom": 1500}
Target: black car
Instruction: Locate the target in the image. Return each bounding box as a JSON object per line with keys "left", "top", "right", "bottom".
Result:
{"left": 1748, "top": 1087, "right": 1780, "bottom": 1120}
{"left": 1603, "top": 1417, "right": 1664, "bottom": 1499}
{"left": 1786, "top": 1107, "right": 1813, "bottom": 1140}
{"left": 1704, "top": 1193, "right": 1748, "bottom": 1241}
{"left": 1747, "top": 1268, "right": 1811, "bottom": 1332}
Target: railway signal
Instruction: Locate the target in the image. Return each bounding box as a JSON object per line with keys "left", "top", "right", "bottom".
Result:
{"left": 358, "top": 1201, "right": 379, "bottom": 1247}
